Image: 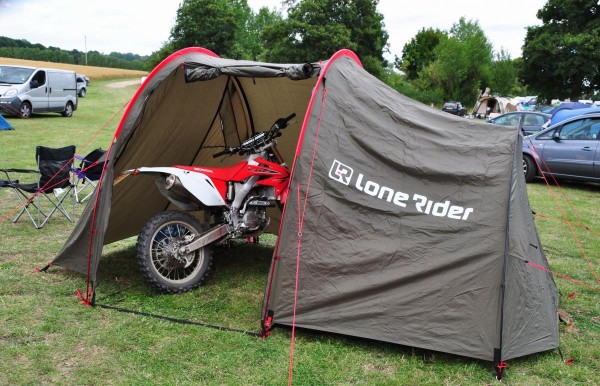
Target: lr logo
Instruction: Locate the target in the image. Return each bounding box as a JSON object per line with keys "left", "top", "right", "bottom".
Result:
{"left": 329, "top": 159, "right": 353, "bottom": 185}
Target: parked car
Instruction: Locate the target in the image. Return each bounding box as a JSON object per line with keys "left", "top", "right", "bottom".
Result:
{"left": 76, "top": 74, "right": 87, "bottom": 97}
{"left": 488, "top": 111, "right": 551, "bottom": 136}
{"left": 522, "top": 113, "right": 600, "bottom": 183}
{"left": 441, "top": 101, "right": 467, "bottom": 116}
{"left": 0, "top": 65, "right": 77, "bottom": 118}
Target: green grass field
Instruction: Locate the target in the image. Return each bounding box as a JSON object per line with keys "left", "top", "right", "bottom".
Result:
{"left": 1, "top": 78, "right": 598, "bottom": 385}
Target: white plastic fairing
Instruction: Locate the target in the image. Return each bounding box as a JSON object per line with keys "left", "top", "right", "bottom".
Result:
{"left": 137, "top": 167, "right": 226, "bottom": 206}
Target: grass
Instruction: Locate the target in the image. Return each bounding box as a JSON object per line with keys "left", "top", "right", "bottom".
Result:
{"left": 1, "top": 76, "right": 599, "bottom": 385}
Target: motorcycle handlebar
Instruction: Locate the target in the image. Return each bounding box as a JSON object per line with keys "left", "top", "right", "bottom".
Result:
{"left": 213, "top": 113, "right": 296, "bottom": 158}
{"left": 212, "top": 147, "right": 235, "bottom": 158}
{"left": 284, "top": 112, "right": 296, "bottom": 122}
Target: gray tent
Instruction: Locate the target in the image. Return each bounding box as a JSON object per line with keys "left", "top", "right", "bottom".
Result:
{"left": 50, "top": 48, "right": 558, "bottom": 370}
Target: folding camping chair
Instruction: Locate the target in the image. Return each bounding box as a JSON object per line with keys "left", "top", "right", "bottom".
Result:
{"left": 72, "top": 148, "right": 106, "bottom": 203}
{"left": 0, "top": 145, "right": 76, "bottom": 228}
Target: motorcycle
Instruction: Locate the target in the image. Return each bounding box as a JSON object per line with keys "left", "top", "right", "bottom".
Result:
{"left": 118, "top": 113, "right": 296, "bottom": 293}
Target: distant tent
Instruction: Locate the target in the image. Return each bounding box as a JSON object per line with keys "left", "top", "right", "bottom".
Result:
{"left": 547, "top": 101, "right": 590, "bottom": 115}
{"left": 49, "top": 47, "right": 559, "bottom": 374}
{"left": 0, "top": 115, "right": 13, "bottom": 130}
{"left": 472, "top": 95, "right": 515, "bottom": 119}
{"left": 549, "top": 105, "right": 600, "bottom": 126}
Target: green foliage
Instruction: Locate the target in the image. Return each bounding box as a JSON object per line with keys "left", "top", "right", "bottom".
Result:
{"left": 169, "top": 0, "right": 238, "bottom": 57}
{"left": 0, "top": 36, "right": 147, "bottom": 70}
{"left": 489, "top": 49, "right": 519, "bottom": 96}
{"left": 522, "top": 0, "right": 600, "bottom": 100}
{"left": 229, "top": 0, "right": 283, "bottom": 61}
{"left": 148, "top": 0, "right": 282, "bottom": 67}
{"left": 396, "top": 18, "right": 504, "bottom": 105}
{"left": 400, "top": 27, "right": 446, "bottom": 81}
{"left": 385, "top": 70, "right": 444, "bottom": 107}
{"left": 428, "top": 17, "right": 493, "bottom": 104}
{"left": 262, "top": 0, "right": 388, "bottom": 79}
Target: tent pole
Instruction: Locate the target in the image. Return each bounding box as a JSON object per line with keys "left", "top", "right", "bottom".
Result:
{"left": 495, "top": 126, "right": 521, "bottom": 380}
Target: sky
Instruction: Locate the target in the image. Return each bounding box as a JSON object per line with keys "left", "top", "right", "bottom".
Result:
{"left": 0, "top": 0, "right": 547, "bottom": 60}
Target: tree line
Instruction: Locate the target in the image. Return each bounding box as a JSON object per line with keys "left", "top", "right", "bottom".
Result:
{"left": 148, "top": 0, "right": 599, "bottom": 107}
{"left": 0, "top": 36, "right": 148, "bottom": 71}
{"left": 3, "top": 0, "right": 598, "bottom": 108}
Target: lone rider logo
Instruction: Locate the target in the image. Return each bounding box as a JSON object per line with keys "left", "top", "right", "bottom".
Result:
{"left": 327, "top": 159, "right": 474, "bottom": 221}
{"left": 329, "top": 159, "right": 353, "bottom": 185}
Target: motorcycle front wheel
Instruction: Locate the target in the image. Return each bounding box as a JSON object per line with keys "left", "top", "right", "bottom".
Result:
{"left": 137, "top": 211, "right": 212, "bottom": 294}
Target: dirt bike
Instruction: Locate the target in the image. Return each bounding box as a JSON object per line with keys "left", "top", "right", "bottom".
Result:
{"left": 119, "top": 113, "right": 296, "bottom": 294}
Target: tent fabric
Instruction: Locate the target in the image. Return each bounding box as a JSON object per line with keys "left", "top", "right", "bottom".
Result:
{"left": 549, "top": 105, "right": 600, "bottom": 126}
{"left": 52, "top": 47, "right": 322, "bottom": 281}
{"left": 0, "top": 115, "right": 13, "bottom": 130}
{"left": 547, "top": 101, "right": 590, "bottom": 115}
{"left": 473, "top": 96, "right": 515, "bottom": 118}
{"left": 261, "top": 53, "right": 558, "bottom": 362}
{"left": 51, "top": 47, "right": 558, "bottom": 363}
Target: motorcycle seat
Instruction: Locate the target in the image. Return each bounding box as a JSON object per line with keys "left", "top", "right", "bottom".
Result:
{"left": 176, "top": 161, "right": 248, "bottom": 182}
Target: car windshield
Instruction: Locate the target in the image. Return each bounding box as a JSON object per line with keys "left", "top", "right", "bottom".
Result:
{"left": 0, "top": 66, "right": 35, "bottom": 84}
{"left": 443, "top": 103, "right": 456, "bottom": 108}
{"left": 492, "top": 114, "right": 519, "bottom": 126}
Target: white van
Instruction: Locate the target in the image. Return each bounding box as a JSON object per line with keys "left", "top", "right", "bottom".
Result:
{"left": 0, "top": 65, "right": 78, "bottom": 118}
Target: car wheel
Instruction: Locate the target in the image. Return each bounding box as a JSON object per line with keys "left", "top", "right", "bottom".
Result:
{"left": 62, "top": 101, "right": 74, "bottom": 117}
{"left": 523, "top": 156, "right": 536, "bottom": 182}
{"left": 19, "top": 101, "right": 32, "bottom": 118}
{"left": 79, "top": 88, "right": 86, "bottom": 98}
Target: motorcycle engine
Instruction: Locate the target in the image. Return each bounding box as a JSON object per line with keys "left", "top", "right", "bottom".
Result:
{"left": 241, "top": 207, "right": 270, "bottom": 232}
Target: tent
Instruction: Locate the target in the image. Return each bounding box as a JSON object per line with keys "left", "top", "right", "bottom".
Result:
{"left": 50, "top": 47, "right": 558, "bottom": 369}
{"left": 472, "top": 95, "right": 517, "bottom": 119}
{"left": 547, "top": 101, "right": 590, "bottom": 115}
{"left": 549, "top": 105, "right": 600, "bottom": 126}
{"left": 0, "top": 115, "right": 13, "bottom": 130}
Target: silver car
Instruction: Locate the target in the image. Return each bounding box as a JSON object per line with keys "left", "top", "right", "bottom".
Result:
{"left": 76, "top": 74, "right": 88, "bottom": 97}
{"left": 488, "top": 111, "right": 551, "bottom": 136}
{"left": 522, "top": 113, "right": 600, "bottom": 182}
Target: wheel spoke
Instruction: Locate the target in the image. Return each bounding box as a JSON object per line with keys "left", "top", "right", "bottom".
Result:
{"left": 138, "top": 212, "right": 213, "bottom": 293}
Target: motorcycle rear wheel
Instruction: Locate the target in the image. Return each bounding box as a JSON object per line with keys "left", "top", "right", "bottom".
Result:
{"left": 137, "top": 211, "right": 212, "bottom": 294}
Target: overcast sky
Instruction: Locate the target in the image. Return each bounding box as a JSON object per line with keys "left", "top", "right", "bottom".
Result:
{"left": 0, "top": 0, "right": 546, "bottom": 60}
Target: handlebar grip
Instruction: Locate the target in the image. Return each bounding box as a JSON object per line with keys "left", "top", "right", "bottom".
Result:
{"left": 284, "top": 113, "right": 296, "bottom": 122}
{"left": 212, "top": 148, "right": 231, "bottom": 158}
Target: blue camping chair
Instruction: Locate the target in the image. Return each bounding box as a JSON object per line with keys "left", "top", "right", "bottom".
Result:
{"left": 72, "top": 148, "right": 106, "bottom": 203}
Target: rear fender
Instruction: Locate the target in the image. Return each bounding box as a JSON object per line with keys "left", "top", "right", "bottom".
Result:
{"left": 127, "top": 166, "right": 226, "bottom": 206}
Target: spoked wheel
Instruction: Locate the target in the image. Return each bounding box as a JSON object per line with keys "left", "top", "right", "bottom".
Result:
{"left": 137, "top": 211, "right": 212, "bottom": 294}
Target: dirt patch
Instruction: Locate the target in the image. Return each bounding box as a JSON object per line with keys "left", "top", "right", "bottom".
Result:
{"left": 106, "top": 79, "right": 142, "bottom": 88}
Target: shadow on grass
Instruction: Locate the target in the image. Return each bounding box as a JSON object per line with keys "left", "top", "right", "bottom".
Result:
{"left": 86, "top": 236, "right": 276, "bottom": 333}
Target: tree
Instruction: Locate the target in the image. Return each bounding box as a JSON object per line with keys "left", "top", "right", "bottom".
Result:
{"left": 262, "top": 0, "right": 388, "bottom": 79}
{"left": 522, "top": 0, "right": 600, "bottom": 100}
{"left": 399, "top": 27, "right": 446, "bottom": 81}
{"left": 148, "top": 0, "right": 282, "bottom": 67}
{"left": 489, "top": 49, "right": 518, "bottom": 96}
{"left": 169, "top": 0, "right": 238, "bottom": 57}
{"left": 236, "top": 6, "right": 283, "bottom": 61}
{"left": 422, "top": 17, "right": 493, "bottom": 105}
